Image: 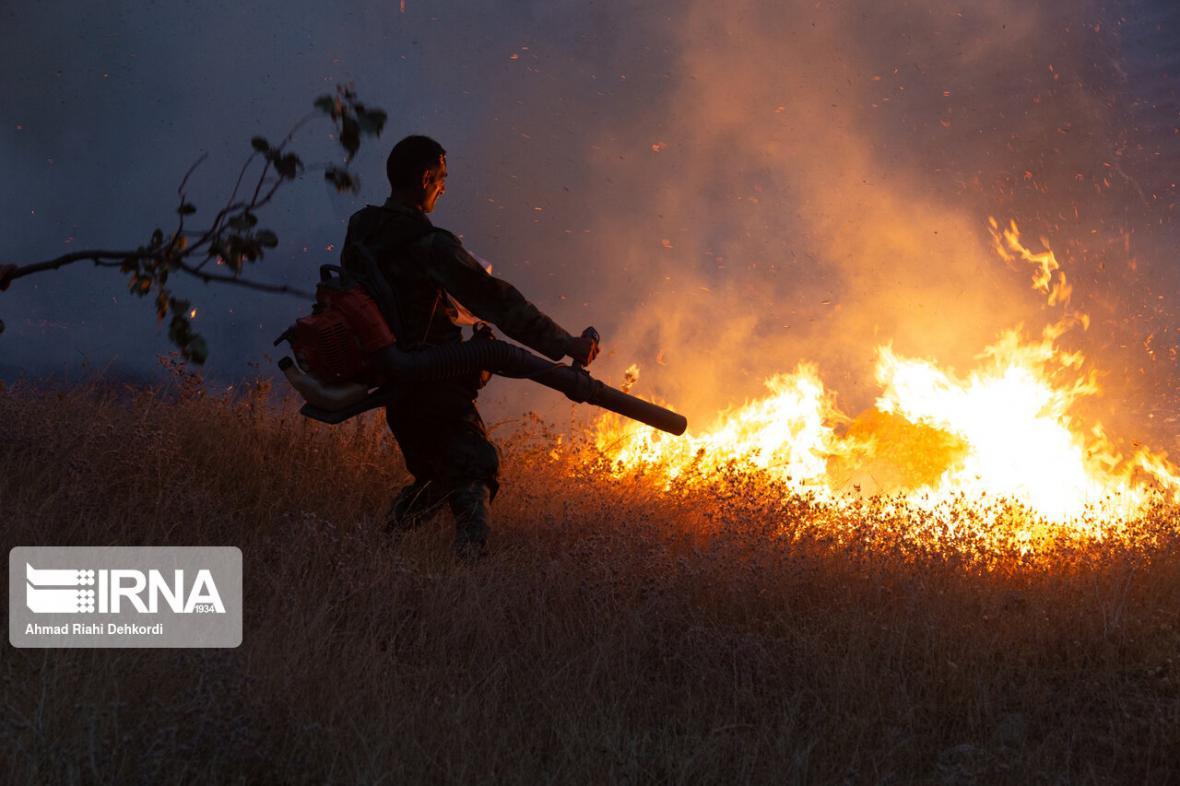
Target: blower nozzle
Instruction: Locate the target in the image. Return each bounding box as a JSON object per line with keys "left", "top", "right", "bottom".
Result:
{"left": 280, "top": 338, "right": 687, "bottom": 435}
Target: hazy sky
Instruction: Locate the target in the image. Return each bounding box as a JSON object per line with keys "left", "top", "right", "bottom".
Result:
{"left": 2, "top": 0, "right": 1177, "bottom": 438}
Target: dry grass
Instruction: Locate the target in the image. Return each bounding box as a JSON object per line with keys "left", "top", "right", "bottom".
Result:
{"left": 1, "top": 377, "right": 1179, "bottom": 785}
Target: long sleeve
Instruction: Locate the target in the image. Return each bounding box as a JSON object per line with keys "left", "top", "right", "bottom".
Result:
{"left": 424, "top": 231, "right": 574, "bottom": 361}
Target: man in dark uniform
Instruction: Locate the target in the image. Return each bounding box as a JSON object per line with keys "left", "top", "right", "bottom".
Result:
{"left": 340, "top": 135, "right": 598, "bottom": 559}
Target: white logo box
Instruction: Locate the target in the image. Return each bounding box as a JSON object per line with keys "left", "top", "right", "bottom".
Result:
{"left": 10, "top": 547, "right": 242, "bottom": 648}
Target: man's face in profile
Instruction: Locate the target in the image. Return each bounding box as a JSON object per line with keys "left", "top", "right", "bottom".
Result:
{"left": 421, "top": 155, "right": 448, "bottom": 213}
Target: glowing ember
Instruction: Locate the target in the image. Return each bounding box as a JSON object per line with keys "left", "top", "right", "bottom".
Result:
{"left": 593, "top": 219, "right": 1180, "bottom": 539}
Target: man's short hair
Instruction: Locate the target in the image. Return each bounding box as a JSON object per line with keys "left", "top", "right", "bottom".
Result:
{"left": 386, "top": 135, "right": 447, "bottom": 190}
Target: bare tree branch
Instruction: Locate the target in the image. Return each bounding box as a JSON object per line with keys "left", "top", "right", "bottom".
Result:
{"left": 1, "top": 251, "right": 134, "bottom": 289}
{"left": 177, "top": 152, "right": 209, "bottom": 197}
{"left": 0, "top": 250, "right": 311, "bottom": 299}
{"left": 176, "top": 261, "right": 313, "bottom": 298}
{"left": 1, "top": 84, "right": 385, "bottom": 362}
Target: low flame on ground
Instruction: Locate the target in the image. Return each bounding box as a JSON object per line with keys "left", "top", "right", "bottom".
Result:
{"left": 592, "top": 219, "right": 1180, "bottom": 545}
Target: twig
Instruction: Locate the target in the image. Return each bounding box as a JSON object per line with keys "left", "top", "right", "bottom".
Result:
{"left": 172, "top": 152, "right": 208, "bottom": 253}
{"left": 249, "top": 157, "right": 274, "bottom": 206}
{"left": 176, "top": 261, "right": 313, "bottom": 299}
{"left": 0, "top": 249, "right": 310, "bottom": 300}
{"left": 223, "top": 153, "right": 260, "bottom": 220}
{"left": 2, "top": 86, "right": 375, "bottom": 361}
{"left": 2, "top": 251, "right": 134, "bottom": 288}
{"left": 279, "top": 111, "right": 318, "bottom": 150}
{"left": 177, "top": 152, "right": 209, "bottom": 197}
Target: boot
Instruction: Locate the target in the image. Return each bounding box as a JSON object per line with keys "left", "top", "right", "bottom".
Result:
{"left": 386, "top": 480, "right": 445, "bottom": 533}
{"left": 449, "top": 481, "right": 491, "bottom": 561}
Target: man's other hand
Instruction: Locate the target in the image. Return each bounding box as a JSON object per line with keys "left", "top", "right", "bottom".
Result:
{"left": 567, "top": 334, "right": 600, "bottom": 367}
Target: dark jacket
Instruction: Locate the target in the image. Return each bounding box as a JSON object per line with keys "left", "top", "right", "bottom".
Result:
{"left": 340, "top": 199, "right": 573, "bottom": 360}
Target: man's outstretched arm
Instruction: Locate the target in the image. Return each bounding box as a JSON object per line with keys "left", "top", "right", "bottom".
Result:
{"left": 425, "top": 231, "right": 578, "bottom": 361}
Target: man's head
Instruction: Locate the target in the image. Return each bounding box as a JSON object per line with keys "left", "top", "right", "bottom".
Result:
{"left": 386, "top": 135, "right": 447, "bottom": 213}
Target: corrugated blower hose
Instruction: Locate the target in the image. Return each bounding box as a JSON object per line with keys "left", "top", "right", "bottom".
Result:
{"left": 274, "top": 248, "right": 687, "bottom": 436}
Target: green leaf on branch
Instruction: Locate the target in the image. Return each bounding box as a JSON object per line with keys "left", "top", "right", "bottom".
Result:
{"left": 167, "top": 305, "right": 208, "bottom": 364}
{"left": 251, "top": 136, "right": 270, "bottom": 153}
{"left": 255, "top": 229, "right": 278, "bottom": 248}
{"left": 168, "top": 306, "right": 192, "bottom": 343}
{"left": 168, "top": 316, "right": 186, "bottom": 345}
{"left": 177, "top": 202, "right": 197, "bottom": 216}
{"left": 228, "top": 212, "right": 258, "bottom": 231}
{"left": 243, "top": 239, "right": 261, "bottom": 263}
{"left": 324, "top": 167, "right": 359, "bottom": 194}
{"left": 220, "top": 233, "right": 265, "bottom": 269}
{"left": 151, "top": 229, "right": 164, "bottom": 248}
{"left": 155, "top": 288, "right": 171, "bottom": 320}
{"left": 129, "top": 273, "right": 152, "bottom": 296}
{"left": 273, "top": 152, "right": 302, "bottom": 179}
{"left": 340, "top": 115, "right": 360, "bottom": 159}
{"left": 314, "top": 95, "right": 337, "bottom": 117}
{"left": 184, "top": 335, "right": 208, "bottom": 364}
{"left": 356, "top": 108, "right": 387, "bottom": 137}
{"left": 221, "top": 239, "right": 243, "bottom": 272}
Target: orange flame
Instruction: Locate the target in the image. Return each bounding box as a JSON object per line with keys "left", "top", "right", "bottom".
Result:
{"left": 593, "top": 218, "right": 1180, "bottom": 538}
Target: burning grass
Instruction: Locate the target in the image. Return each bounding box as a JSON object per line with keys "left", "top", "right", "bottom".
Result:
{"left": 2, "top": 379, "right": 1179, "bottom": 784}
{"left": 597, "top": 219, "right": 1180, "bottom": 535}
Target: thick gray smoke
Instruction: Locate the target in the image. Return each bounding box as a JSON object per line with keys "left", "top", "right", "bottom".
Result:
{"left": 534, "top": 0, "right": 1178, "bottom": 439}
{"left": 2, "top": 0, "right": 1176, "bottom": 441}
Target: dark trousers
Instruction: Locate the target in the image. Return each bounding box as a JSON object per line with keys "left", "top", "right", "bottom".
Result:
{"left": 385, "top": 379, "right": 499, "bottom": 547}
{"left": 385, "top": 379, "right": 500, "bottom": 495}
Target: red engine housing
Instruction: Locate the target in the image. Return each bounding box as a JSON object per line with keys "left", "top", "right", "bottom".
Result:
{"left": 286, "top": 277, "right": 396, "bottom": 385}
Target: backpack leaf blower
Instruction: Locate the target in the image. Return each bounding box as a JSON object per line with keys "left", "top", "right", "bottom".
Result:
{"left": 274, "top": 254, "right": 688, "bottom": 436}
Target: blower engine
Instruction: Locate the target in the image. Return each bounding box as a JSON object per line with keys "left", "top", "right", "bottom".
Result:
{"left": 284, "top": 266, "right": 395, "bottom": 386}
{"left": 275, "top": 262, "right": 688, "bottom": 436}
{"left": 273, "top": 265, "right": 397, "bottom": 414}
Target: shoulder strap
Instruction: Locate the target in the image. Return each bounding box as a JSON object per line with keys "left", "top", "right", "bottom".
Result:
{"left": 346, "top": 208, "right": 440, "bottom": 347}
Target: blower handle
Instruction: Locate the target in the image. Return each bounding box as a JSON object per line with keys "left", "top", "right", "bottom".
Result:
{"left": 572, "top": 326, "right": 601, "bottom": 371}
